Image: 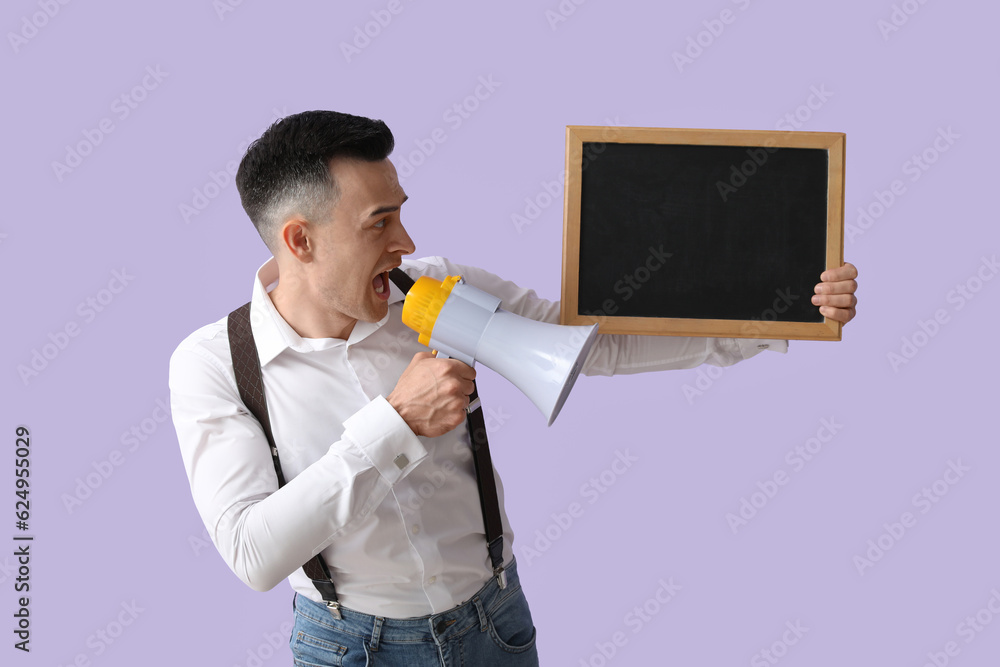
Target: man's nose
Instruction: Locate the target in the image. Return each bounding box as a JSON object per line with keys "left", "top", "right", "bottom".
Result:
{"left": 391, "top": 221, "right": 416, "bottom": 255}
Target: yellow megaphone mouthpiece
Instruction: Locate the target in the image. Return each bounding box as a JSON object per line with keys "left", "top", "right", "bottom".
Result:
{"left": 400, "top": 275, "right": 461, "bottom": 347}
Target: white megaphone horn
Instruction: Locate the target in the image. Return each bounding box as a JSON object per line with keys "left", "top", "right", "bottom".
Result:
{"left": 401, "top": 275, "right": 599, "bottom": 426}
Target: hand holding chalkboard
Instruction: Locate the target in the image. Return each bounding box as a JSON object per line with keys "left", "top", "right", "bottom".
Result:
{"left": 812, "top": 263, "right": 858, "bottom": 324}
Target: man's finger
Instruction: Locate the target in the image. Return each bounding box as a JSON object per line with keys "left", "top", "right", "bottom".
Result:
{"left": 451, "top": 360, "right": 477, "bottom": 380}
{"left": 819, "top": 305, "right": 857, "bottom": 323}
{"left": 814, "top": 279, "right": 858, "bottom": 296}
{"left": 812, "top": 294, "right": 858, "bottom": 308}
{"left": 820, "top": 262, "right": 858, "bottom": 283}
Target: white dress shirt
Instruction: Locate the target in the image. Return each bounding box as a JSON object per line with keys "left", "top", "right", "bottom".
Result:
{"left": 168, "top": 256, "right": 786, "bottom": 617}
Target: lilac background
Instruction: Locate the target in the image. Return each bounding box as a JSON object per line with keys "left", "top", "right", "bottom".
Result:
{"left": 4, "top": 0, "right": 998, "bottom": 665}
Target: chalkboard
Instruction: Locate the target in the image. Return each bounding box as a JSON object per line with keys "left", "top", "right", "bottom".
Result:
{"left": 560, "top": 127, "right": 845, "bottom": 341}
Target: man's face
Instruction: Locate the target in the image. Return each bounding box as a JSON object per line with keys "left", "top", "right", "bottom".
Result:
{"left": 308, "top": 157, "right": 415, "bottom": 330}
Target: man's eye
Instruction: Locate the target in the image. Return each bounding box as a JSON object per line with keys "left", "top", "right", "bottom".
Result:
{"left": 374, "top": 218, "right": 386, "bottom": 229}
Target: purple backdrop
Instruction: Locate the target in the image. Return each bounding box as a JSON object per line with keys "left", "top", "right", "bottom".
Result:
{"left": 4, "top": 1, "right": 998, "bottom": 665}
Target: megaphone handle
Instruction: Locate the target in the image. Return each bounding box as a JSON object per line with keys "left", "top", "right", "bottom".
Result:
{"left": 428, "top": 339, "right": 475, "bottom": 366}
{"left": 434, "top": 350, "right": 482, "bottom": 412}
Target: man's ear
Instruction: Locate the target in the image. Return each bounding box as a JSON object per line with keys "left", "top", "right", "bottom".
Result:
{"left": 278, "top": 218, "right": 313, "bottom": 262}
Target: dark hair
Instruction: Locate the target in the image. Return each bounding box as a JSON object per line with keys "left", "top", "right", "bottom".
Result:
{"left": 235, "top": 110, "right": 395, "bottom": 250}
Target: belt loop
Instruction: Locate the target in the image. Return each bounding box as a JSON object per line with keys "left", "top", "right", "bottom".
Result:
{"left": 368, "top": 615, "right": 384, "bottom": 652}
{"left": 473, "top": 596, "right": 488, "bottom": 633}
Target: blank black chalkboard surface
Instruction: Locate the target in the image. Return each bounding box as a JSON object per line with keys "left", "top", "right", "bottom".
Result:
{"left": 560, "top": 126, "right": 846, "bottom": 341}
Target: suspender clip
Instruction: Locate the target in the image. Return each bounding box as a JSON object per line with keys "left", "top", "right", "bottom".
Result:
{"left": 325, "top": 600, "right": 342, "bottom": 620}
{"left": 494, "top": 566, "right": 507, "bottom": 590}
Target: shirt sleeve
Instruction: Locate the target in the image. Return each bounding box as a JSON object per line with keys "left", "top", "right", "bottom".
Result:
{"left": 406, "top": 256, "right": 788, "bottom": 378}
{"left": 168, "top": 339, "right": 427, "bottom": 593}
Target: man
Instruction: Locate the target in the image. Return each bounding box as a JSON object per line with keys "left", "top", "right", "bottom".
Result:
{"left": 169, "top": 110, "right": 858, "bottom": 665}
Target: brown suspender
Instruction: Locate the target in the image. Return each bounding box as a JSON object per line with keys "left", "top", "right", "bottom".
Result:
{"left": 225, "top": 268, "right": 506, "bottom": 619}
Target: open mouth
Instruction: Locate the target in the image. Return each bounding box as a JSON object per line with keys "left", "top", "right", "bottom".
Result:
{"left": 372, "top": 270, "right": 391, "bottom": 300}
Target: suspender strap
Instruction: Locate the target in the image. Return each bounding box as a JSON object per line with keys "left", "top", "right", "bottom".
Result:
{"left": 228, "top": 303, "right": 344, "bottom": 618}
{"left": 389, "top": 269, "right": 505, "bottom": 585}
{"left": 227, "top": 304, "right": 284, "bottom": 484}
{"left": 467, "top": 384, "right": 507, "bottom": 585}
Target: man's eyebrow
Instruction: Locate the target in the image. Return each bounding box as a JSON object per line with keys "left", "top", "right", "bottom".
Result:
{"left": 366, "top": 195, "right": 409, "bottom": 219}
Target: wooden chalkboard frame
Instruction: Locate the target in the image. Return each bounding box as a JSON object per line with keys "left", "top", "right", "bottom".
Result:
{"left": 560, "top": 126, "right": 846, "bottom": 341}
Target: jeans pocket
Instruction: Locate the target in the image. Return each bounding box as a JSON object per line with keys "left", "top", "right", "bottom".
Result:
{"left": 291, "top": 629, "right": 349, "bottom": 667}
{"left": 486, "top": 586, "right": 538, "bottom": 653}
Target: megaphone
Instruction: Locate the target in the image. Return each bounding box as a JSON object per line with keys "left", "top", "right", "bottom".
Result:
{"left": 401, "top": 275, "right": 599, "bottom": 426}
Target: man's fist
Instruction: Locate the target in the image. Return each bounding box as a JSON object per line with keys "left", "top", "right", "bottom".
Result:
{"left": 813, "top": 262, "right": 858, "bottom": 324}
{"left": 387, "top": 352, "right": 477, "bottom": 438}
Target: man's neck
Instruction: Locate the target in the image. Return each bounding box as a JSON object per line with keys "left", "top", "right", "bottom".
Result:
{"left": 268, "top": 274, "right": 357, "bottom": 341}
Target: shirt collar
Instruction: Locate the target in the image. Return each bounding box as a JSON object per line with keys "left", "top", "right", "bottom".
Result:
{"left": 249, "top": 258, "right": 407, "bottom": 366}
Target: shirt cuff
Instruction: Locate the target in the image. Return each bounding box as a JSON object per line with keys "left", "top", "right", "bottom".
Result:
{"left": 342, "top": 396, "right": 427, "bottom": 484}
{"left": 734, "top": 338, "right": 789, "bottom": 359}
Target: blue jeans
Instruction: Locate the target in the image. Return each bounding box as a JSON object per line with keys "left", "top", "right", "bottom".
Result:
{"left": 290, "top": 559, "right": 538, "bottom": 666}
